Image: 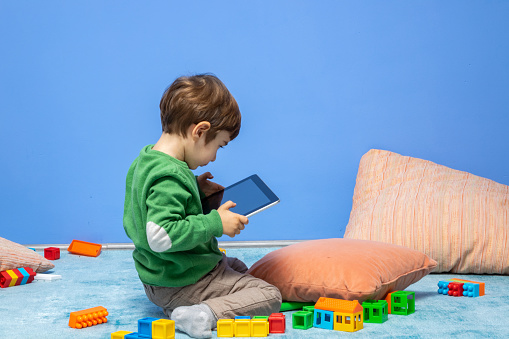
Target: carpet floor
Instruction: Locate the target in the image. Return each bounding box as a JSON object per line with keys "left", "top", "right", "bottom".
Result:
{"left": 1, "top": 247, "right": 508, "bottom": 338}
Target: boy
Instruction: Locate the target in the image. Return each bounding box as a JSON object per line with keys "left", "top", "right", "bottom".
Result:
{"left": 123, "top": 74, "right": 282, "bottom": 338}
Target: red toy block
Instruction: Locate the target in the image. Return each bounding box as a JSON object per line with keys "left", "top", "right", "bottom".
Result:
{"left": 268, "top": 313, "right": 285, "bottom": 333}
{"left": 44, "top": 247, "right": 61, "bottom": 260}
{"left": 12, "top": 269, "right": 24, "bottom": 286}
{"left": 448, "top": 282, "right": 464, "bottom": 297}
{"left": 450, "top": 279, "right": 485, "bottom": 296}
{"left": 0, "top": 271, "right": 13, "bottom": 288}
{"left": 0, "top": 267, "right": 36, "bottom": 288}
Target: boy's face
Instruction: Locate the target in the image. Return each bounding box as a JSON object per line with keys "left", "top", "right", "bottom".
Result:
{"left": 187, "top": 130, "right": 231, "bottom": 170}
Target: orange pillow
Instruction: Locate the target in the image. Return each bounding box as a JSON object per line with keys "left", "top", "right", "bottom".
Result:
{"left": 344, "top": 149, "right": 509, "bottom": 274}
{"left": 247, "top": 238, "right": 436, "bottom": 303}
{"left": 0, "top": 236, "right": 55, "bottom": 273}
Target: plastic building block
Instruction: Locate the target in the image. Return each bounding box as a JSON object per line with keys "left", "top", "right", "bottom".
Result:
{"left": 280, "top": 301, "right": 315, "bottom": 312}
{"left": 303, "top": 305, "right": 315, "bottom": 313}
{"left": 111, "top": 331, "right": 133, "bottom": 338}
{"left": 313, "top": 309, "right": 334, "bottom": 330}
{"left": 391, "top": 291, "right": 415, "bottom": 315}
{"left": 219, "top": 248, "right": 226, "bottom": 254}
{"left": 447, "top": 282, "right": 464, "bottom": 297}
{"left": 384, "top": 292, "right": 394, "bottom": 314}
{"left": 138, "top": 317, "right": 159, "bottom": 337}
{"left": 251, "top": 318, "right": 269, "bottom": 337}
{"left": 28, "top": 247, "right": 36, "bottom": 251}
{"left": 437, "top": 281, "right": 450, "bottom": 295}
{"left": 234, "top": 319, "right": 251, "bottom": 337}
{"left": 34, "top": 273, "right": 62, "bottom": 281}
{"left": 333, "top": 311, "right": 363, "bottom": 332}
{"left": 44, "top": 247, "right": 60, "bottom": 260}
{"left": 462, "top": 283, "right": 480, "bottom": 297}
{"left": 217, "top": 319, "right": 235, "bottom": 337}
{"left": 152, "top": 319, "right": 175, "bottom": 339}
{"left": 253, "top": 316, "right": 269, "bottom": 320}
{"left": 449, "top": 278, "right": 485, "bottom": 296}
{"left": 68, "top": 306, "right": 108, "bottom": 329}
{"left": 362, "top": 300, "right": 388, "bottom": 323}
{"left": 268, "top": 313, "right": 285, "bottom": 333}
{"left": 68, "top": 240, "right": 102, "bottom": 257}
{"left": 1, "top": 267, "right": 36, "bottom": 288}
{"left": 292, "top": 311, "right": 313, "bottom": 330}
{"left": 124, "top": 333, "right": 142, "bottom": 338}
{"left": 235, "top": 316, "right": 251, "bottom": 320}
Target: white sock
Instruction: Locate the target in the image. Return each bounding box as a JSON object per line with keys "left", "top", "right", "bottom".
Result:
{"left": 170, "top": 303, "right": 217, "bottom": 338}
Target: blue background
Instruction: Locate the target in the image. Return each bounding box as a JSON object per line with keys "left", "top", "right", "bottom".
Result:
{"left": 1, "top": 1, "right": 508, "bottom": 245}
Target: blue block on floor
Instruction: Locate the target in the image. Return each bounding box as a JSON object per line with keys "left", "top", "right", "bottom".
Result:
{"left": 138, "top": 317, "right": 159, "bottom": 337}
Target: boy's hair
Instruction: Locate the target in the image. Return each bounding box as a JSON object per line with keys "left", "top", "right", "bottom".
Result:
{"left": 160, "top": 74, "right": 241, "bottom": 144}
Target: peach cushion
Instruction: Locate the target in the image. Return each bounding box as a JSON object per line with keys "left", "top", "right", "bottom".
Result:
{"left": 344, "top": 149, "right": 509, "bottom": 274}
{"left": 247, "top": 238, "right": 437, "bottom": 303}
{"left": 0, "top": 236, "right": 55, "bottom": 273}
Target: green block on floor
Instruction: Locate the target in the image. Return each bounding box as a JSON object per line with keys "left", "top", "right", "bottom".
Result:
{"left": 362, "top": 300, "right": 389, "bottom": 323}
{"left": 292, "top": 311, "right": 313, "bottom": 330}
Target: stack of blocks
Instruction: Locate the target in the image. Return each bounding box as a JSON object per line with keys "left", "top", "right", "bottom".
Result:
{"left": 437, "top": 279, "right": 484, "bottom": 298}
{"left": 111, "top": 317, "right": 175, "bottom": 339}
{"left": 0, "top": 267, "right": 36, "bottom": 288}
{"left": 217, "top": 313, "right": 284, "bottom": 337}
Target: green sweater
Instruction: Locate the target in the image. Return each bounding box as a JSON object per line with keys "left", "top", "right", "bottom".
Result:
{"left": 123, "top": 145, "right": 223, "bottom": 287}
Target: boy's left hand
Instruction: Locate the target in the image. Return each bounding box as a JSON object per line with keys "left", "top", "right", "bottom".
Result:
{"left": 197, "top": 172, "right": 224, "bottom": 197}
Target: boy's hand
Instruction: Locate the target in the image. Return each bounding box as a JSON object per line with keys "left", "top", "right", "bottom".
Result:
{"left": 217, "top": 201, "right": 249, "bottom": 238}
{"left": 197, "top": 172, "right": 224, "bottom": 197}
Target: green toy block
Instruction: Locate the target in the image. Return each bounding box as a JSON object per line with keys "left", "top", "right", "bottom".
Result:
{"left": 280, "top": 301, "right": 315, "bottom": 312}
{"left": 302, "top": 305, "right": 315, "bottom": 313}
{"left": 253, "top": 316, "right": 269, "bottom": 320}
{"left": 391, "top": 291, "right": 415, "bottom": 315}
{"left": 292, "top": 311, "right": 313, "bottom": 330}
{"left": 362, "top": 300, "right": 389, "bottom": 323}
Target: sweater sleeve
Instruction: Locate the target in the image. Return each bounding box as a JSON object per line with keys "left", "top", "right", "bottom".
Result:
{"left": 145, "top": 176, "right": 223, "bottom": 253}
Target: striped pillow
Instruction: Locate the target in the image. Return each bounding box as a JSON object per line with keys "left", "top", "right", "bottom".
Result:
{"left": 0, "top": 237, "right": 55, "bottom": 273}
{"left": 344, "top": 149, "right": 509, "bottom": 274}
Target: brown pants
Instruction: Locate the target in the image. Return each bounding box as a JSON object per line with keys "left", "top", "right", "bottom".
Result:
{"left": 143, "top": 255, "right": 282, "bottom": 320}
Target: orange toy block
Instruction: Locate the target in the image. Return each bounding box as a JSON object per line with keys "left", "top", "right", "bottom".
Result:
{"left": 384, "top": 292, "right": 395, "bottom": 314}
{"left": 68, "top": 240, "right": 102, "bottom": 257}
{"left": 69, "top": 306, "right": 108, "bottom": 329}
{"left": 449, "top": 279, "right": 485, "bottom": 296}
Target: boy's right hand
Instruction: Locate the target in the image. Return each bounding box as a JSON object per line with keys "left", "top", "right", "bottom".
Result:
{"left": 217, "top": 201, "right": 249, "bottom": 238}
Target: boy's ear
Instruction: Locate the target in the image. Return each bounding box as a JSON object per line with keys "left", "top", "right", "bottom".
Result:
{"left": 192, "top": 121, "right": 211, "bottom": 140}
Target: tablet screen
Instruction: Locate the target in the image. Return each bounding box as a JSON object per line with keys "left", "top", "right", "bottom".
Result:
{"left": 201, "top": 174, "right": 279, "bottom": 217}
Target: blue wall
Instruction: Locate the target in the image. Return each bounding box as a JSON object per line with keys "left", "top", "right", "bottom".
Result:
{"left": 1, "top": 1, "right": 508, "bottom": 245}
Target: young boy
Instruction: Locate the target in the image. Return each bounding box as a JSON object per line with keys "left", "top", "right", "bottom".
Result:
{"left": 123, "top": 74, "right": 282, "bottom": 338}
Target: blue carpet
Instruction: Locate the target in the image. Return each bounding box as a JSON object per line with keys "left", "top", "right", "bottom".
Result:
{"left": 1, "top": 247, "right": 508, "bottom": 338}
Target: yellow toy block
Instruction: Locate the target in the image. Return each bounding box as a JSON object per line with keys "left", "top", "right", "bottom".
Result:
{"left": 7, "top": 270, "right": 18, "bottom": 287}
{"left": 251, "top": 319, "right": 269, "bottom": 337}
{"left": 217, "top": 319, "right": 235, "bottom": 337}
{"left": 234, "top": 319, "right": 251, "bottom": 337}
{"left": 333, "top": 311, "right": 363, "bottom": 332}
{"left": 152, "top": 319, "right": 175, "bottom": 339}
{"left": 111, "top": 331, "right": 132, "bottom": 338}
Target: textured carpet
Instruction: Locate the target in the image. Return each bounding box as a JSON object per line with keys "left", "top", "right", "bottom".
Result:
{"left": 1, "top": 247, "right": 508, "bottom": 338}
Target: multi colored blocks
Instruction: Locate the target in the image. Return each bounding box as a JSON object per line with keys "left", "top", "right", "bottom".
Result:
{"left": 217, "top": 315, "right": 271, "bottom": 337}
{"left": 69, "top": 306, "right": 108, "bottom": 329}
{"left": 314, "top": 297, "right": 364, "bottom": 332}
{"left": 111, "top": 317, "right": 175, "bottom": 339}
{"left": 437, "top": 279, "right": 484, "bottom": 298}
{"left": 0, "top": 267, "right": 36, "bottom": 288}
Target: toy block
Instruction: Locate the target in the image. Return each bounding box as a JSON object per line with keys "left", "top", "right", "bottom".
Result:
{"left": 391, "top": 291, "right": 415, "bottom": 315}
{"left": 68, "top": 306, "right": 108, "bottom": 329}
{"left": 437, "top": 281, "right": 450, "bottom": 295}
{"left": 362, "top": 300, "right": 388, "bottom": 323}
{"left": 268, "top": 313, "right": 285, "bottom": 333}
{"left": 447, "top": 282, "right": 464, "bottom": 297}
{"left": 292, "top": 311, "right": 313, "bottom": 330}
{"left": 313, "top": 309, "right": 334, "bottom": 330}
{"left": 28, "top": 248, "right": 36, "bottom": 251}
{"left": 34, "top": 273, "right": 62, "bottom": 281}
{"left": 0, "top": 270, "right": 14, "bottom": 288}
{"left": 251, "top": 318, "right": 269, "bottom": 337}
{"left": 44, "top": 247, "right": 60, "bottom": 260}
{"left": 111, "top": 331, "right": 133, "bottom": 338}
{"left": 235, "top": 316, "right": 251, "bottom": 320}
{"left": 124, "top": 333, "right": 143, "bottom": 338}
{"left": 449, "top": 278, "right": 485, "bottom": 296}
{"left": 234, "top": 319, "right": 251, "bottom": 337}
{"left": 12, "top": 269, "right": 24, "bottom": 286}
{"left": 68, "top": 239, "right": 102, "bottom": 257}
{"left": 303, "top": 305, "right": 315, "bottom": 313}
{"left": 384, "top": 292, "right": 394, "bottom": 314}
{"left": 253, "top": 316, "right": 269, "bottom": 320}
{"left": 138, "top": 317, "right": 158, "bottom": 337}
{"left": 280, "top": 301, "right": 315, "bottom": 312}
{"left": 462, "top": 283, "right": 480, "bottom": 297}
{"left": 333, "top": 311, "right": 363, "bottom": 332}
{"left": 219, "top": 248, "right": 226, "bottom": 254}
{"left": 217, "top": 319, "right": 235, "bottom": 337}
{"left": 17, "top": 267, "right": 36, "bottom": 285}
{"left": 152, "top": 319, "right": 175, "bottom": 339}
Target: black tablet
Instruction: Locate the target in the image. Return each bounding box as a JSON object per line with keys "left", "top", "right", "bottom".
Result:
{"left": 201, "top": 174, "right": 280, "bottom": 217}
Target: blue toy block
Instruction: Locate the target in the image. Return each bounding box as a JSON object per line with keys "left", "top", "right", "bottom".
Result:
{"left": 17, "top": 268, "right": 31, "bottom": 285}
{"left": 313, "top": 309, "right": 334, "bottom": 330}
{"left": 125, "top": 332, "right": 143, "bottom": 338}
{"left": 235, "top": 316, "right": 251, "bottom": 320}
{"left": 138, "top": 317, "right": 159, "bottom": 338}
{"left": 463, "top": 283, "right": 480, "bottom": 297}
{"left": 438, "top": 281, "right": 449, "bottom": 295}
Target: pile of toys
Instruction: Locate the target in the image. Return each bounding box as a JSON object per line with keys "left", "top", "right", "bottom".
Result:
{"left": 111, "top": 317, "right": 175, "bottom": 339}
{"left": 217, "top": 313, "right": 285, "bottom": 337}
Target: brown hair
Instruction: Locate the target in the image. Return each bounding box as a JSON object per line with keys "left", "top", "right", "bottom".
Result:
{"left": 160, "top": 74, "right": 241, "bottom": 144}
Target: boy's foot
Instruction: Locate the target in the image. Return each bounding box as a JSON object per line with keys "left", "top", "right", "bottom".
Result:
{"left": 171, "top": 303, "right": 216, "bottom": 338}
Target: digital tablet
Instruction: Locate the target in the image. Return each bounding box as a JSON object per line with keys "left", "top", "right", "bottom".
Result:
{"left": 201, "top": 174, "right": 280, "bottom": 217}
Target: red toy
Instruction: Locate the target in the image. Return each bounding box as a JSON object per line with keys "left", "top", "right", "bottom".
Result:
{"left": 268, "top": 313, "right": 285, "bottom": 333}
{"left": 44, "top": 247, "right": 60, "bottom": 260}
{"left": 1, "top": 267, "right": 36, "bottom": 288}
{"left": 448, "top": 282, "right": 464, "bottom": 297}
